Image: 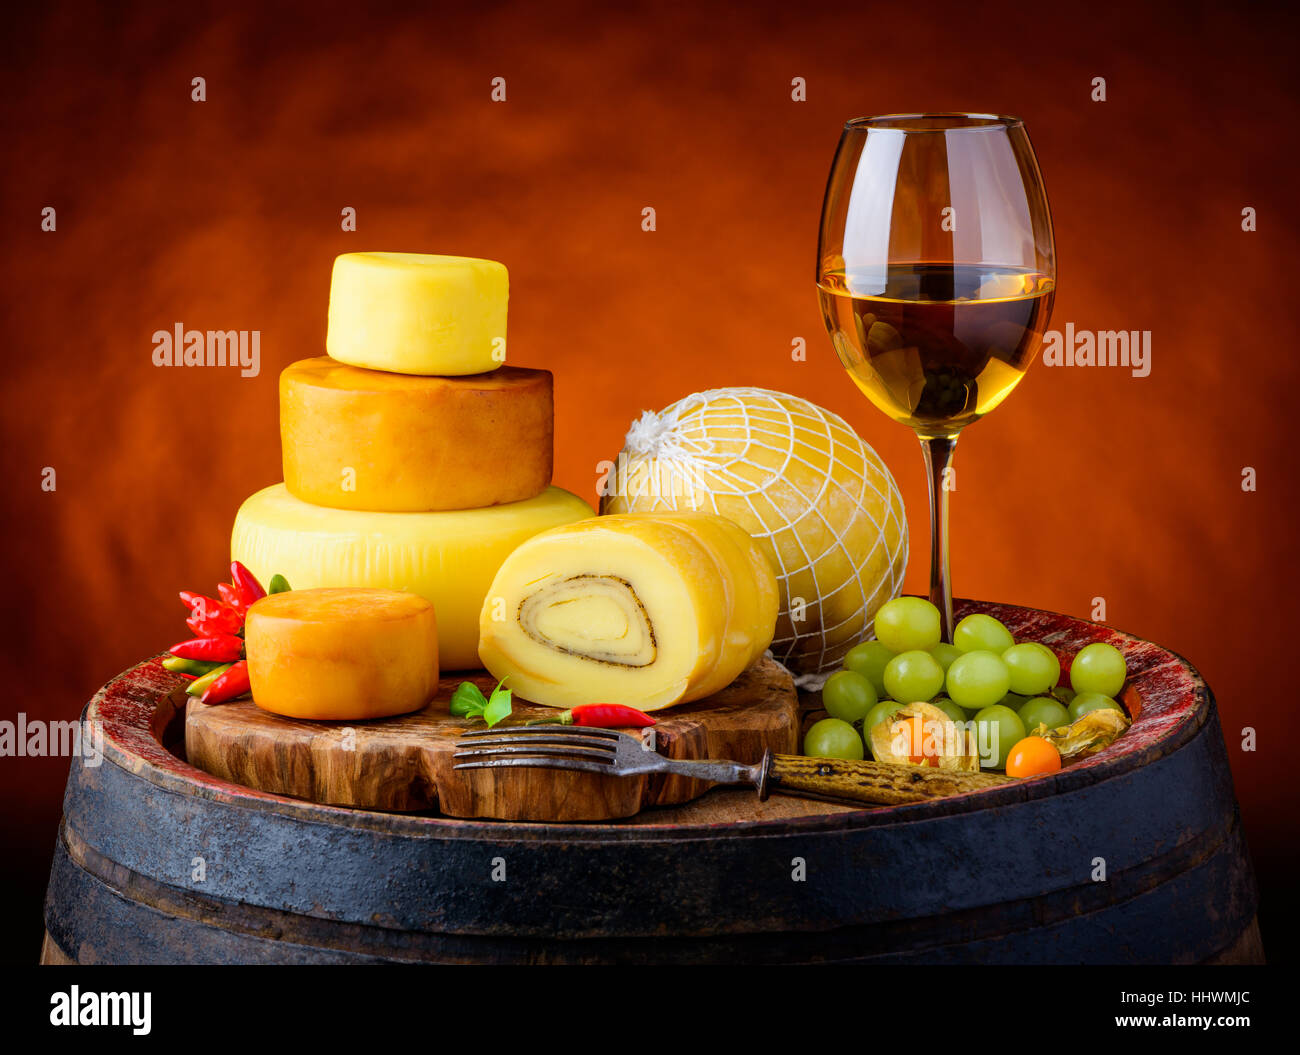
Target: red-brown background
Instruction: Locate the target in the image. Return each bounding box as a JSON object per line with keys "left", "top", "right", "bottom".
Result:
{"left": 2, "top": 0, "right": 1296, "bottom": 962}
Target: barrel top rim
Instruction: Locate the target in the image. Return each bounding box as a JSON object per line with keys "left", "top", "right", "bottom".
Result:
{"left": 84, "top": 598, "right": 1210, "bottom": 839}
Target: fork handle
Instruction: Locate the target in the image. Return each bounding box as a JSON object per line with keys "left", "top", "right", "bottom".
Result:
{"left": 760, "top": 752, "right": 1015, "bottom": 807}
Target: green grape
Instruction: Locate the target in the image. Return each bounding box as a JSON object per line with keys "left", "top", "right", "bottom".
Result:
{"left": 1053, "top": 686, "right": 1077, "bottom": 705}
{"left": 863, "top": 698, "right": 905, "bottom": 732}
{"left": 872, "top": 597, "right": 942, "bottom": 654}
{"left": 929, "top": 642, "right": 962, "bottom": 672}
{"left": 1069, "top": 692, "right": 1122, "bottom": 721}
{"left": 972, "top": 704, "right": 1026, "bottom": 770}
{"left": 883, "top": 650, "right": 945, "bottom": 703}
{"left": 1018, "top": 696, "right": 1070, "bottom": 735}
{"left": 1070, "top": 643, "right": 1127, "bottom": 698}
{"left": 821, "top": 670, "right": 878, "bottom": 723}
{"left": 803, "top": 718, "right": 865, "bottom": 760}
{"left": 1002, "top": 642, "right": 1061, "bottom": 696}
{"left": 953, "top": 613, "right": 1015, "bottom": 655}
{"left": 946, "top": 650, "right": 1011, "bottom": 709}
{"left": 863, "top": 700, "right": 906, "bottom": 760}
{"left": 931, "top": 696, "right": 968, "bottom": 724}
{"left": 844, "top": 640, "right": 895, "bottom": 698}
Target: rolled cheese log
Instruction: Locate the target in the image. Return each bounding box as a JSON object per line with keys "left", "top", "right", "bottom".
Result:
{"left": 326, "top": 252, "right": 507, "bottom": 376}
{"left": 244, "top": 588, "right": 439, "bottom": 720}
{"left": 232, "top": 484, "right": 595, "bottom": 670}
{"left": 477, "top": 513, "right": 778, "bottom": 711}
{"left": 280, "top": 357, "right": 552, "bottom": 512}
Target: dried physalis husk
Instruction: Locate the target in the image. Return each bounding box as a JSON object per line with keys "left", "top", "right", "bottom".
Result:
{"left": 1035, "top": 708, "right": 1130, "bottom": 760}
{"left": 868, "top": 701, "right": 980, "bottom": 772}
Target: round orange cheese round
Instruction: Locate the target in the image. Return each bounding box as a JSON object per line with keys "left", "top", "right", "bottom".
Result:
{"left": 280, "top": 357, "right": 553, "bottom": 512}
{"left": 245, "top": 587, "right": 439, "bottom": 720}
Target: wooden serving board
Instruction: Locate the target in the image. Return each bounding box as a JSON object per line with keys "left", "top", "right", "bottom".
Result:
{"left": 185, "top": 658, "right": 798, "bottom": 822}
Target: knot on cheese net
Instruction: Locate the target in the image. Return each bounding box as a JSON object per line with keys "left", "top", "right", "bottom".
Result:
{"left": 603, "top": 387, "right": 909, "bottom": 675}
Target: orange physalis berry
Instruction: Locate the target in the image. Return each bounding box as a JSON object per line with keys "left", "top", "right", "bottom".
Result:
{"left": 897, "top": 714, "right": 941, "bottom": 767}
{"left": 1005, "top": 736, "right": 1062, "bottom": 778}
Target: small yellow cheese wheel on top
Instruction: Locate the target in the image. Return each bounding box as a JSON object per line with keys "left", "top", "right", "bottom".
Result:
{"left": 326, "top": 252, "right": 508, "bottom": 376}
{"left": 245, "top": 588, "right": 440, "bottom": 720}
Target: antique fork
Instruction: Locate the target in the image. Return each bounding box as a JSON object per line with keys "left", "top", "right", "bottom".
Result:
{"left": 453, "top": 725, "right": 1013, "bottom": 807}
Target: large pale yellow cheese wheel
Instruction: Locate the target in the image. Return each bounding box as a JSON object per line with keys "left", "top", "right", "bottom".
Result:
{"left": 281, "top": 357, "right": 553, "bottom": 512}
{"left": 326, "top": 252, "right": 508, "bottom": 376}
{"left": 601, "top": 387, "right": 908, "bottom": 675}
{"left": 477, "top": 512, "right": 778, "bottom": 711}
{"left": 245, "top": 588, "right": 439, "bottom": 720}
{"left": 232, "top": 484, "right": 594, "bottom": 670}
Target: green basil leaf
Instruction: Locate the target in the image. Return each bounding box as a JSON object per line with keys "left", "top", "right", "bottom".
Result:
{"left": 450, "top": 681, "right": 488, "bottom": 718}
{"left": 481, "top": 681, "right": 513, "bottom": 728}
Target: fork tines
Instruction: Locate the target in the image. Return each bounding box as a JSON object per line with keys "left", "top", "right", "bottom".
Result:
{"left": 452, "top": 724, "right": 621, "bottom": 773}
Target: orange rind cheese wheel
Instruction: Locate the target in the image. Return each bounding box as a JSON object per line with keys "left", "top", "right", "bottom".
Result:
{"left": 244, "top": 588, "right": 439, "bottom": 720}
{"left": 280, "top": 357, "right": 553, "bottom": 512}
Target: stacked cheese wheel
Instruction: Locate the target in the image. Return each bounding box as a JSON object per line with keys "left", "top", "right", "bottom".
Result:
{"left": 232, "top": 252, "right": 594, "bottom": 672}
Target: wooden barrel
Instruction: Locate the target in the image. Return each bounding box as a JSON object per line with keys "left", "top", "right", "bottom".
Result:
{"left": 42, "top": 600, "right": 1262, "bottom": 964}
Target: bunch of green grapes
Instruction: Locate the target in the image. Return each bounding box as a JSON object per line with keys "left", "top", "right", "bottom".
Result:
{"left": 804, "top": 598, "right": 1130, "bottom": 771}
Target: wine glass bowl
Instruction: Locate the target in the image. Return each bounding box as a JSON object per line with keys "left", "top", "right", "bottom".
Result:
{"left": 819, "top": 262, "right": 1055, "bottom": 438}
{"left": 816, "top": 113, "right": 1056, "bottom": 637}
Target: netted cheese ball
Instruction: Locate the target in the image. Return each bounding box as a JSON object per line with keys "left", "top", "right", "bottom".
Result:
{"left": 601, "top": 387, "right": 908, "bottom": 675}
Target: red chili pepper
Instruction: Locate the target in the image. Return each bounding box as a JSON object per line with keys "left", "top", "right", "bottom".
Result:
{"left": 186, "top": 613, "right": 239, "bottom": 639}
{"left": 179, "top": 584, "right": 244, "bottom": 628}
{"left": 562, "top": 703, "right": 656, "bottom": 728}
{"left": 169, "top": 635, "right": 244, "bottom": 662}
{"left": 217, "top": 582, "right": 244, "bottom": 611}
{"left": 201, "top": 660, "right": 250, "bottom": 705}
{"left": 197, "top": 602, "right": 242, "bottom": 632}
{"left": 179, "top": 590, "right": 222, "bottom": 618}
{"left": 230, "top": 561, "right": 266, "bottom": 607}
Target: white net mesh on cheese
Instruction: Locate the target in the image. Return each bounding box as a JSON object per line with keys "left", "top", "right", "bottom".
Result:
{"left": 602, "top": 387, "right": 909, "bottom": 675}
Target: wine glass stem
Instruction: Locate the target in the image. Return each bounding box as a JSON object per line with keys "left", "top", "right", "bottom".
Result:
{"left": 920, "top": 434, "right": 957, "bottom": 641}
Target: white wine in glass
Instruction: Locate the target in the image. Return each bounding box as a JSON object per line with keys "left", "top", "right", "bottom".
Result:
{"left": 816, "top": 114, "right": 1056, "bottom": 639}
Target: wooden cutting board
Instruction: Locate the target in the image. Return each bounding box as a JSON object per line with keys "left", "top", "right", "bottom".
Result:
{"left": 185, "top": 658, "right": 798, "bottom": 822}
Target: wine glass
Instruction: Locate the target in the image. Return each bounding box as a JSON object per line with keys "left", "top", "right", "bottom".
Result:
{"left": 816, "top": 113, "right": 1056, "bottom": 641}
